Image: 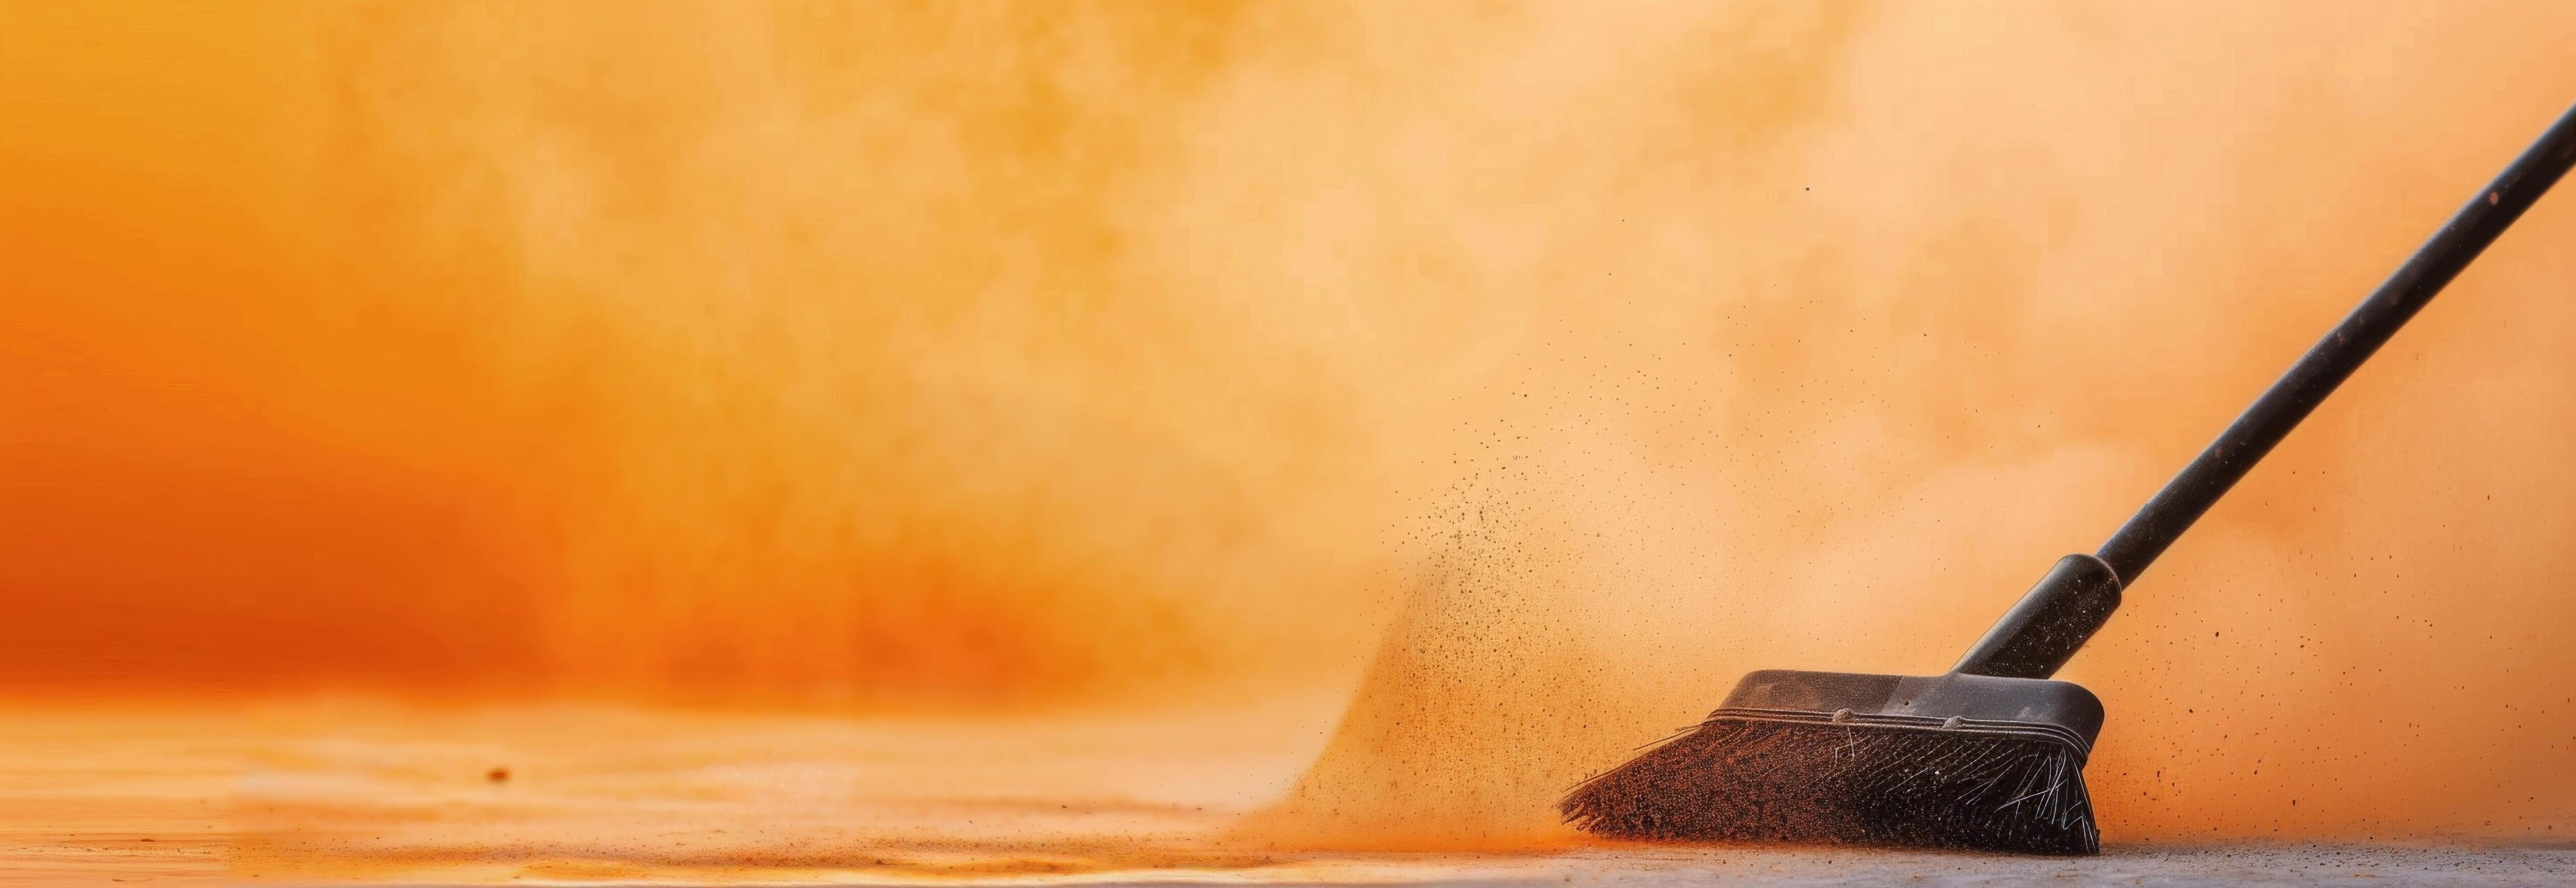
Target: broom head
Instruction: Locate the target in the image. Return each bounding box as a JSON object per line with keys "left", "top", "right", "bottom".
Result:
{"left": 1561, "top": 669, "right": 2104, "bottom": 855}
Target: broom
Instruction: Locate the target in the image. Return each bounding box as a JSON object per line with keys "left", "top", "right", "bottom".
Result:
{"left": 1560, "top": 101, "right": 2576, "bottom": 855}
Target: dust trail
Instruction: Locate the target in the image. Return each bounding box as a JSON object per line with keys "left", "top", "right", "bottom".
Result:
{"left": 1246, "top": 468, "right": 1623, "bottom": 849}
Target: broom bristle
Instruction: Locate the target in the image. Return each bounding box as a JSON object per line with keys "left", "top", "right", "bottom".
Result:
{"left": 1561, "top": 717, "right": 2098, "bottom": 855}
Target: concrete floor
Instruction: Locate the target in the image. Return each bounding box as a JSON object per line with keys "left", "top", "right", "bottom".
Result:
{"left": 1538, "top": 844, "right": 2576, "bottom": 887}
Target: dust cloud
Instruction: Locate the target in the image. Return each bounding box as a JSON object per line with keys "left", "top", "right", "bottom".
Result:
{"left": 4, "top": 0, "right": 2572, "bottom": 857}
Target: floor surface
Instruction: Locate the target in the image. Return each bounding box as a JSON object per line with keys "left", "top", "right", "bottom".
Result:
{"left": 9, "top": 702, "right": 2568, "bottom": 886}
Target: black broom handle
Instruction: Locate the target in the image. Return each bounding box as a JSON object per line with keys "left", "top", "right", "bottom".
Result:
{"left": 1956, "top": 102, "right": 2576, "bottom": 679}
{"left": 2095, "top": 102, "right": 2576, "bottom": 585}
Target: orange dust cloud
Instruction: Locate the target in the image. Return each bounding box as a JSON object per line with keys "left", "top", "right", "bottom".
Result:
{"left": 4, "top": 1, "right": 1405, "bottom": 705}
{"left": 4, "top": 0, "right": 2573, "bottom": 857}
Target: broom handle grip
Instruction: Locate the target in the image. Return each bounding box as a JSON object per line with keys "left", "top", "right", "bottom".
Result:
{"left": 2096, "top": 102, "right": 2576, "bottom": 586}
{"left": 1956, "top": 102, "right": 2576, "bottom": 680}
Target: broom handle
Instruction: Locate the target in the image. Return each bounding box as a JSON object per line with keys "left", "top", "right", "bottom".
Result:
{"left": 1956, "top": 102, "right": 2576, "bottom": 679}
{"left": 2096, "top": 103, "right": 2576, "bottom": 585}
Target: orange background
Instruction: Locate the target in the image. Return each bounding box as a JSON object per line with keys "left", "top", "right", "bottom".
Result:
{"left": 5, "top": 0, "right": 2574, "bottom": 847}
